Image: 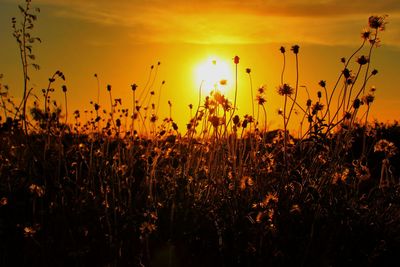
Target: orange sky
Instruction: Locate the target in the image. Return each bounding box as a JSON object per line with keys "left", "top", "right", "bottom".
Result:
{"left": 1, "top": 0, "right": 400, "bottom": 133}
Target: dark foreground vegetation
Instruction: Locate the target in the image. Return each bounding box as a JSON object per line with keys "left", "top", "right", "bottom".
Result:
{"left": 1, "top": 1, "right": 399, "bottom": 266}
{"left": 0, "top": 120, "right": 400, "bottom": 267}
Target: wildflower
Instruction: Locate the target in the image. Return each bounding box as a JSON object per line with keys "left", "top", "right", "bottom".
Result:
{"left": 240, "top": 176, "right": 254, "bottom": 190}
{"left": 246, "top": 68, "right": 251, "bottom": 74}
{"left": 29, "top": 184, "right": 45, "bottom": 197}
{"left": 291, "top": 45, "right": 300, "bottom": 54}
{"left": 279, "top": 46, "right": 285, "bottom": 54}
{"left": 374, "top": 139, "right": 397, "bottom": 158}
{"left": 318, "top": 80, "right": 326, "bottom": 88}
{"left": 332, "top": 168, "right": 349, "bottom": 184}
{"left": 258, "top": 86, "right": 265, "bottom": 94}
{"left": 353, "top": 98, "right": 361, "bottom": 109}
{"left": 356, "top": 55, "right": 369, "bottom": 65}
{"left": 354, "top": 163, "right": 371, "bottom": 181}
{"left": 368, "top": 15, "right": 388, "bottom": 31}
{"left": 233, "top": 115, "right": 240, "bottom": 126}
{"left": 341, "top": 57, "right": 346, "bottom": 64}
{"left": 209, "top": 116, "right": 220, "bottom": 128}
{"left": 24, "top": 225, "right": 40, "bottom": 238}
{"left": 306, "top": 99, "right": 312, "bottom": 107}
{"left": 362, "top": 94, "right": 375, "bottom": 105}
{"left": 261, "top": 193, "right": 278, "bottom": 208}
{"left": 256, "top": 95, "right": 266, "bottom": 105}
{"left": 116, "top": 118, "right": 121, "bottom": 127}
{"left": 343, "top": 68, "right": 351, "bottom": 78}
{"left": 107, "top": 84, "right": 111, "bottom": 91}
{"left": 317, "top": 91, "right": 322, "bottom": 99}
{"left": 131, "top": 84, "right": 138, "bottom": 91}
{"left": 371, "top": 69, "right": 378, "bottom": 75}
{"left": 277, "top": 83, "right": 294, "bottom": 96}
{"left": 234, "top": 55, "right": 240, "bottom": 64}
{"left": 361, "top": 28, "right": 371, "bottom": 40}
{"left": 62, "top": 85, "right": 67, "bottom": 93}
{"left": 150, "top": 114, "right": 157, "bottom": 123}
{"left": 312, "top": 102, "right": 324, "bottom": 114}
{"left": 242, "top": 119, "right": 248, "bottom": 129}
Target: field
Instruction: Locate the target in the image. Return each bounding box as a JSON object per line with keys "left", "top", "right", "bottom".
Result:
{"left": 1, "top": 2, "right": 400, "bottom": 267}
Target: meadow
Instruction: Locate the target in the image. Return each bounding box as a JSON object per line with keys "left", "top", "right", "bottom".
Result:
{"left": 0, "top": 1, "right": 399, "bottom": 266}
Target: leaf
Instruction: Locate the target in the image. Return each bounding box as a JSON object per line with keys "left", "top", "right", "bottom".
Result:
{"left": 18, "top": 5, "right": 25, "bottom": 13}
{"left": 28, "top": 54, "right": 35, "bottom": 60}
{"left": 36, "top": 37, "right": 41, "bottom": 43}
{"left": 26, "top": 46, "right": 32, "bottom": 53}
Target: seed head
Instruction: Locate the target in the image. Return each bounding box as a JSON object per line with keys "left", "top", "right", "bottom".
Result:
{"left": 234, "top": 56, "right": 240, "bottom": 64}
{"left": 361, "top": 28, "right": 371, "bottom": 40}
{"left": 353, "top": 98, "right": 361, "bottom": 109}
{"left": 291, "top": 45, "right": 300, "bottom": 54}
{"left": 356, "top": 55, "right": 369, "bottom": 65}
{"left": 277, "top": 83, "right": 294, "bottom": 96}
{"left": 368, "top": 15, "right": 388, "bottom": 31}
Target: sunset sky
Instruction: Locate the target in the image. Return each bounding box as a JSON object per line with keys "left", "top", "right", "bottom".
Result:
{"left": 1, "top": 0, "right": 399, "bottom": 132}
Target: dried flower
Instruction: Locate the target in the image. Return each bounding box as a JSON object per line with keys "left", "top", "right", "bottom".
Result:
{"left": 361, "top": 28, "right": 371, "bottom": 40}
{"left": 362, "top": 94, "right": 375, "bottom": 105}
{"left": 277, "top": 83, "right": 294, "bottom": 96}
{"left": 353, "top": 98, "right": 361, "bottom": 109}
{"left": 234, "top": 55, "right": 240, "bottom": 64}
{"left": 356, "top": 55, "right": 369, "bottom": 65}
{"left": 279, "top": 46, "right": 285, "bottom": 54}
{"left": 256, "top": 95, "right": 266, "bottom": 105}
{"left": 374, "top": 139, "right": 397, "bottom": 158}
{"left": 291, "top": 45, "right": 300, "bottom": 54}
{"left": 368, "top": 15, "right": 388, "bottom": 31}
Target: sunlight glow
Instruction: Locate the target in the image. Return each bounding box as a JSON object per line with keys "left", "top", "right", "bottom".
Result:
{"left": 194, "top": 57, "right": 233, "bottom": 96}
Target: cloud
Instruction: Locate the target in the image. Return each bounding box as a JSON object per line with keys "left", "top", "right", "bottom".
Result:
{"left": 4, "top": 0, "right": 400, "bottom": 46}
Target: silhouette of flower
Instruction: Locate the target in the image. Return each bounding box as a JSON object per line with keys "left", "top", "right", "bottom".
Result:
{"left": 234, "top": 56, "right": 240, "bottom": 64}
{"left": 291, "top": 45, "right": 300, "bottom": 54}
{"left": 361, "top": 28, "right": 371, "bottom": 40}
{"left": 256, "top": 95, "right": 266, "bottom": 105}
{"left": 277, "top": 83, "right": 294, "bottom": 96}
{"left": 368, "top": 15, "right": 388, "bottom": 31}
{"left": 356, "top": 55, "right": 369, "bottom": 65}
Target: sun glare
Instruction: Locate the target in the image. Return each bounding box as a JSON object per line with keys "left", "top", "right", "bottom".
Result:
{"left": 194, "top": 57, "right": 233, "bottom": 96}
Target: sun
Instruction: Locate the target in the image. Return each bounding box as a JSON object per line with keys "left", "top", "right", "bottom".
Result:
{"left": 194, "top": 56, "right": 233, "bottom": 96}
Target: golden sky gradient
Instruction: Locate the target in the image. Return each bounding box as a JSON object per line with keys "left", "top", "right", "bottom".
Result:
{"left": 1, "top": 0, "right": 400, "bottom": 132}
